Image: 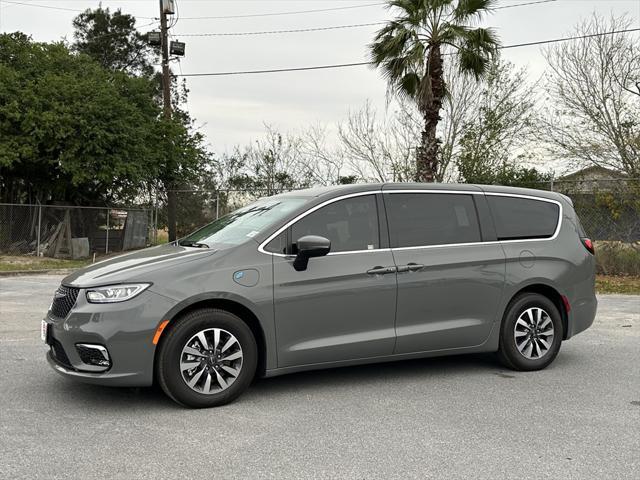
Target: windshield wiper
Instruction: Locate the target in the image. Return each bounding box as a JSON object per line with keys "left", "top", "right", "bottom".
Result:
{"left": 180, "top": 241, "right": 210, "bottom": 248}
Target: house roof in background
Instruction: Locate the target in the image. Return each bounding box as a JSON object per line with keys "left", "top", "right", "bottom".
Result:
{"left": 558, "top": 165, "right": 627, "bottom": 181}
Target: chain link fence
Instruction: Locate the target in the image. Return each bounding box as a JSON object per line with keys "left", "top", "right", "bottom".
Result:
{"left": 169, "top": 180, "right": 639, "bottom": 276}
{"left": 549, "top": 179, "right": 640, "bottom": 276}
{"left": 0, "top": 203, "right": 153, "bottom": 259}
{"left": 2, "top": 179, "right": 638, "bottom": 275}
{"left": 171, "top": 189, "right": 285, "bottom": 239}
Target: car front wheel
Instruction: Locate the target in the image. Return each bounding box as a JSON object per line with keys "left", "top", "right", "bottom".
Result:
{"left": 157, "top": 308, "right": 257, "bottom": 408}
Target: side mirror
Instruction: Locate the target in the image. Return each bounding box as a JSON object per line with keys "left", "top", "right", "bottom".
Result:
{"left": 293, "top": 235, "right": 331, "bottom": 271}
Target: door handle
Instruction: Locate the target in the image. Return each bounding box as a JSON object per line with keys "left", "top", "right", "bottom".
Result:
{"left": 366, "top": 266, "right": 396, "bottom": 275}
{"left": 404, "top": 263, "right": 425, "bottom": 272}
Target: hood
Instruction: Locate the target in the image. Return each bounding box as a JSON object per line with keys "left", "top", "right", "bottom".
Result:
{"left": 63, "top": 243, "right": 217, "bottom": 288}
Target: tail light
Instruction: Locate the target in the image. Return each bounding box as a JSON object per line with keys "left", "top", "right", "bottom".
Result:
{"left": 581, "top": 237, "right": 594, "bottom": 255}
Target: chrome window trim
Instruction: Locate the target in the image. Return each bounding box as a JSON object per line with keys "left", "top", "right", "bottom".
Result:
{"left": 258, "top": 191, "right": 381, "bottom": 257}
{"left": 257, "top": 189, "right": 563, "bottom": 257}
{"left": 382, "top": 189, "right": 484, "bottom": 195}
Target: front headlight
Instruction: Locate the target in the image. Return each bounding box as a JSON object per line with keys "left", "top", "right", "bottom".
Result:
{"left": 86, "top": 283, "right": 150, "bottom": 303}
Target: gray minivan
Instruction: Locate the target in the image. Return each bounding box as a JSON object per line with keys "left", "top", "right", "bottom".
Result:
{"left": 43, "top": 184, "right": 597, "bottom": 408}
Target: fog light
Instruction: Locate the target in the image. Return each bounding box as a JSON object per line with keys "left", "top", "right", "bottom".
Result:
{"left": 76, "top": 344, "right": 111, "bottom": 368}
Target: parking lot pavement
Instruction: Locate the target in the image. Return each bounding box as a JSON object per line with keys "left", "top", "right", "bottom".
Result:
{"left": 1, "top": 275, "right": 638, "bottom": 480}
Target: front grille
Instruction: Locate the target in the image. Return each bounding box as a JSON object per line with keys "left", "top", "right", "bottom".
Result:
{"left": 50, "top": 285, "right": 79, "bottom": 318}
{"left": 50, "top": 337, "right": 73, "bottom": 369}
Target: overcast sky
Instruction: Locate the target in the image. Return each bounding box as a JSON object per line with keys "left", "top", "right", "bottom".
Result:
{"left": 1, "top": 0, "right": 639, "bottom": 157}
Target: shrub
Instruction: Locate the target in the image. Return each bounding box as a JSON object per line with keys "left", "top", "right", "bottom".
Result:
{"left": 594, "top": 241, "right": 640, "bottom": 276}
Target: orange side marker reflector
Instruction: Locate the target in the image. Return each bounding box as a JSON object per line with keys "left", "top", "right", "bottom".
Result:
{"left": 152, "top": 320, "right": 169, "bottom": 345}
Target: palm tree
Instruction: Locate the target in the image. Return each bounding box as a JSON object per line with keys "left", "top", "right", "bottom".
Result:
{"left": 370, "top": 0, "right": 499, "bottom": 182}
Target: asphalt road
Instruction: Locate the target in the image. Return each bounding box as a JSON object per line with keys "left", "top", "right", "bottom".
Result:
{"left": 1, "top": 275, "right": 639, "bottom": 480}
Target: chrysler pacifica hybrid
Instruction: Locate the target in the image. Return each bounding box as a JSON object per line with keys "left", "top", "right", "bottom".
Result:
{"left": 43, "top": 184, "right": 597, "bottom": 407}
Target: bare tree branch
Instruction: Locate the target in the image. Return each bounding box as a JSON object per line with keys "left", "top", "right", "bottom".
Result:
{"left": 541, "top": 14, "right": 640, "bottom": 177}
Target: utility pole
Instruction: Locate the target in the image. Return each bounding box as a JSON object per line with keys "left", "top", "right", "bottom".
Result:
{"left": 159, "top": 0, "right": 177, "bottom": 242}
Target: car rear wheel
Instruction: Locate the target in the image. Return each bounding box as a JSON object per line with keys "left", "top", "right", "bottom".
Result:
{"left": 157, "top": 308, "right": 257, "bottom": 408}
{"left": 498, "top": 293, "right": 563, "bottom": 371}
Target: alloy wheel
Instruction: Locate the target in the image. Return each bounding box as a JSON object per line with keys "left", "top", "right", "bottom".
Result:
{"left": 513, "top": 307, "right": 555, "bottom": 360}
{"left": 180, "top": 328, "right": 243, "bottom": 394}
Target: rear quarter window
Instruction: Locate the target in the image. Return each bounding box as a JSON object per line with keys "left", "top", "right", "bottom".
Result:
{"left": 487, "top": 196, "right": 560, "bottom": 240}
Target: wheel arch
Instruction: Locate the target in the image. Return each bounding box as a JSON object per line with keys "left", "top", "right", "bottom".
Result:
{"left": 154, "top": 295, "right": 268, "bottom": 380}
{"left": 506, "top": 283, "right": 569, "bottom": 340}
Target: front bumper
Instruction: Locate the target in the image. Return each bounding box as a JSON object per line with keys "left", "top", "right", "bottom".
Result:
{"left": 44, "top": 288, "right": 177, "bottom": 387}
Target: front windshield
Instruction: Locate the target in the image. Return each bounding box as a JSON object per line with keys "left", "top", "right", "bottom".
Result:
{"left": 179, "top": 197, "right": 307, "bottom": 247}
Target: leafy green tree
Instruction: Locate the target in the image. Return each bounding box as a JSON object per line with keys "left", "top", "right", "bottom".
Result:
{"left": 370, "top": 0, "right": 499, "bottom": 182}
{"left": 0, "top": 30, "right": 210, "bottom": 210}
{"left": 457, "top": 163, "right": 553, "bottom": 189}
{"left": 72, "top": 7, "right": 213, "bottom": 240}
{"left": 72, "top": 6, "right": 156, "bottom": 77}
{"left": 0, "top": 33, "right": 163, "bottom": 204}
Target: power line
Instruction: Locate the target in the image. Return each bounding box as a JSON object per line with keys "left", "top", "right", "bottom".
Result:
{"left": 175, "top": 0, "right": 558, "bottom": 22}
{"left": 180, "top": 2, "right": 385, "bottom": 20}
{"left": 168, "top": 0, "right": 179, "bottom": 29}
{"left": 496, "top": 0, "right": 557, "bottom": 10}
{"left": 0, "top": 1, "right": 159, "bottom": 41}
{"left": 180, "top": 62, "right": 372, "bottom": 77}
{"left": 500, "top": 27, "right": 640, "bottom": 49}
{"left": 174, "top": 0, "right": 559, "bottom": 36}
{"left": 0, "top": 0, "right": 155, "bottom": 19}
{"left": 176, "top": 28, "right": 640, "bottom": 77}
{"left": 178, "top": 1, "right": 555, "bottom": 21}
{"left": 0, "top": 0, "right": 82, "bottom": 13}
{"left": 0, "top": 0, "right": 560, "bottom": 33}
{"left": 175, "top": 22, "right": 385, "bottom": 37}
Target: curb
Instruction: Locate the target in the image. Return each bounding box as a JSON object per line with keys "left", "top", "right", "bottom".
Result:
{"left": 0, "top": 269, "right": 75, "bottom": 277}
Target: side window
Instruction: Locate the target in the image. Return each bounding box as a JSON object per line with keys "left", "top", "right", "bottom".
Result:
{"left": 264, "top": 230, "right": 287, "bottom": 254}
{"left": 385, "top": 193, "right": 481, "bottom": 248}
{"left": 291, "top": 195, "right": 379, "bottom": 253}
{"left": 487, "top": 196, "right": 559, "bottom": 240}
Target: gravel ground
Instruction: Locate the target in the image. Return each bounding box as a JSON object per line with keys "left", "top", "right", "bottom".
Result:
{"left": 1, "top": 275, "right": 638, "bottom": 480}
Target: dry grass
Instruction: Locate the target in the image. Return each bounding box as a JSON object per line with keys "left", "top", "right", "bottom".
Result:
{"left": 153, "top": 229, "right": 169, "bottom": 245}
{"left": 596, "top": 275, "right": 640, "bottom": 295}
{"left": 0, "top": 255, "right": 91, "bottom": 272}
{"left": 594, "top": 241, "right": 640, "bottom": 276}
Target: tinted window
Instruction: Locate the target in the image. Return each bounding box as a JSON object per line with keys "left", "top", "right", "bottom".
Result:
{"left": 385, "top": 193, "right": 481, "bottom": 247}
{"left": 291, "top": 195, "right": 379, "bottom": 253}
{"left": 487, "top": 196, "right": 559, "bottom": 240}
{"left": 264, "top": 231, "right": 287, "bottom": 254}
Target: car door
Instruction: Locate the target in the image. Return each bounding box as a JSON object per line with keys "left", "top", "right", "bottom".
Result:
{"left": 383, "top": 190, "right": 505, "bottom": 354}
{"left": 267, "top": 193, "right": 397, "bottom": 368}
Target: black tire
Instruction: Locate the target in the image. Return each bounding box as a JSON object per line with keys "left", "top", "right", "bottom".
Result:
{"left": 497, "top": 293, "right": 563, "bottom": 371}
{"left": 157, "top": 308, "right": 257, "bottom": 408}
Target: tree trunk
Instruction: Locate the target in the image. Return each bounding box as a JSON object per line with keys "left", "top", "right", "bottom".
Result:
{"left": 167, "top": 185, "right": 177, "bottom": 242}
{"left": 416, "top": 44, "right": 445, "bottom": 183}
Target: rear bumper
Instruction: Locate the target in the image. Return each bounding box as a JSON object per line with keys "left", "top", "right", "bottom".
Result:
{"left": 44, "top": 289, "right": 177, "bottom": 387}
{"left": 566, "top": 295, "right": 598, "bottom": 339}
